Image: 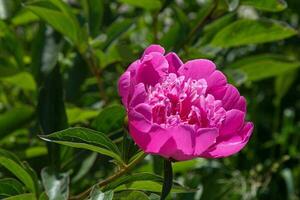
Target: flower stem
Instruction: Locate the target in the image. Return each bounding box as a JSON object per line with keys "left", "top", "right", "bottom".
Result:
{"left": 161, "top": 159, "right": 173, "bottom": 200}
{"left": 69, "top": 152, "right": 146, "bottom": 200}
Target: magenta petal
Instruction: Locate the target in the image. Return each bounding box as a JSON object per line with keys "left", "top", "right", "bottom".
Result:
{"left": 136, "top": 53, "right": 168, "bottom": 86}
{"left": 165, "top": 52, "right": 183, "bottom": 73}
{"left": 205, "top": 122, "right": 254, "bottom": 158}
{"left": 128, "top": 110, "right": 152, "bottom": 150}
{"left": 129, "top": 83, "right": 147, "bottom": 108}
{"left": 232, "top": 96, "right": 246, "bottom": 112}
{"left": 170, "top": 125, "right": 195, "bottom": 155}
{"left": 118, "top": 71, "right": 131, "bottom": 107}
{"left": 206, "top": 70, "right": 227, "bottom": 92}
{"left": 221, "top": 84, "right": 240, "bottom": 110}
{"left": 134, "top": 103, "right": 152, "bottom": 122}
{"left": 142, "top": 44, "right": 165, "bottom": 59}
{"left": 178, "top": 59, "right": 216, "bottom": 80}
{"left": 194, "top": 128, "right": 218, "bottom": 155}
{"left": 146, "top": 125, "right": 173, "bottom": 154}
{"left": 220, "top": 109, "right": 245, "bottom": 137}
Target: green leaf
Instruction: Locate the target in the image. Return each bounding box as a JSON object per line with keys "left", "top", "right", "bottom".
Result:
{"left": 101, "top": 19, "right": 134, "bottom": 50}
{"left": 25, "top": 147, "right": 48, "bottom": 159}
{"left": 118, "top": 0, "right": 161, "bottom": 10}
{"left": 41, "top": 167, "right": 69, "bottom": 200}
{"left": 0, "top": 106, "right": 34, "bottom": 139}
{"left": 39, "top": 127, "right": 124, "bottom": 165}
{"left": 274, "top": 71, "right": 297, "bottom": 106}
{"left": 1, "top": 72, "right": 36, "bottom": 91}
{"left": 25, "top": 0, "right": 86, "bottom": 48}
{"left": 241, "top": 0, "right": 287, "bottom": 12}
{"left": 230, "top": 54, "right": 300, "bottom": 82}
{"left": 89, "top": 187, "right": 114, "bottom": 200}
{"left": 66, "top": 107, "right": 99, "bottom": 125}
{"left": 0, "top": 149, "right": 38, "bottom": 193}
{"left": 3, "top": 193, "right": 36, "bottom": 200}
{"left": 0, "top": 178, "right": 25, "bottom": 198}
{"left": 211, "top": 19, "right": 297, "bottom": 48}
{"left": 81, "top": 0, "right": 104, "bottom": 38}
{"left": 104, "top": 173, "right": 164, "bottom": 191}
{"left": 116, "top": 191, "right": 149, "bottom": 200}
{"left": 91, "top": 105, "right": 126, "bottom": 134}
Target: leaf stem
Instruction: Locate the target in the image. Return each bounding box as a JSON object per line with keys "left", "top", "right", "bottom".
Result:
{"left": 161, "top": 159, "right": 173, "bottom": 200}
{"left": 69, "top": 152, "right": 147, "bottom": 200}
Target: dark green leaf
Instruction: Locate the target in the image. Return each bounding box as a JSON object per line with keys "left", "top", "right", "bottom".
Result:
{"left": 91, "top": 105, "right": 126, "bottom": 134}
{"left": 101, "top": 19, "right": 134, "bottom": 50}
{"left": 39, "top": 127, "right": 124, "bottom": 165}
{"left": 118, "top": 0, "right": 161, "bottom": 10}
{"left": 0, "top": 178, "right": 25, "bottom": 198}
{"left": 72, "top": 152, "right": 97, "bottom": 183}
{"left": 211, "top": 19, "right": 297, "bottom": 47}
{"left": 0, "top": 149, "right": 38, "bottom": 193}
{"left": 41, "top": 167, "right": 69, "bottom": 200}
{"left": 115, "top": 191, "right": 149, "bottom": 200}
{"left": 241, "top": 0, "right": 287, "bottom": 12}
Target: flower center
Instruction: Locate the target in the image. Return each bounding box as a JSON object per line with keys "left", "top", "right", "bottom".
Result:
{"left": 147, "top": 73, "right": 226, "bottom": 128}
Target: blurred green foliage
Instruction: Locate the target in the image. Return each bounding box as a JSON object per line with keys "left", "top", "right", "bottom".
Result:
{"left": 0, "top": 0, "right": 300, "bottom": 199}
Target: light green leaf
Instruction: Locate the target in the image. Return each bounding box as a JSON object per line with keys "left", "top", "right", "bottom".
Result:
{"left": 1, "top": 72, "right": 36, "bottom": 91}
{"left": 41, "top": 167, "right": 69, "bottom": 200}
{"left": 0, "top": 106, "right": 34, "bottom": 139}
{"left": 0, "top": 149, "right": 38, "bottom": 193}
{"left": 66, "top": 107, "right": 99, "bottom": 125}
{"left": 92, "top": 105, "right": 126, "bottom": 134}
{"left": 118, "top": 0, "right": 161, "bottom": 10}
{"left": 39, "top": 127, "right": 124, "bottom": 165}
{"left": 89, "top": 187, "right": 113, "bottom": 200}
{"left": 230, "top": 54, "right": 300, "bottom": 82}
{"left": 25, "top": 0, "right": 86, "bottom": 48}
{"left": 0, "top": 178, "right": 25, "bottom": 198}
{"left": 211, "top": 19, "right": 297, "bottom": 48}
{"left": 25, "top": 146, "right": 48, "bottom": 159}
{"left": 116, "top": 191, "right": 149, "bottom": 200}
{"left": 241, "top": 0, "right": 287, "bottom": 12}
{"left": 3, "top": 193, "right": 35, "bottom": 200}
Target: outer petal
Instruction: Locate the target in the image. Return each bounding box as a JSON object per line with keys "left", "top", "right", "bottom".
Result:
{"left": 129, "top": 83, "right": 147, "bottom": 108}
{"left": 178, "top": 59, "right": 216, "bottom": 80}
{"left": 194, "top": 128, "right": 219, "bottom": 156}
{"left": 220, "top": 84, "right": 240, "bottom": 111}
{"left": 232, "top": 96, "right": 246, "bottom": 112}
{"left": 204, "top": 122, "right": 254, "bottom": 158}
{"left": 219, "top": 109, "right": 245, "bottom": 137}
{"left": 118, "top": 71, "right": 131, "bottom": 106}
{"left": 165, "top": 52, "right": 183, "bottom": 74}
{"left": 136, "top": 52, "right": 169, "bottom": 86}
{"left": 206, "top": 70, "right": 227, "bottom": 92}
{"left": 142, "top": 44, "right": 165, "bottom": 59}
{"left": 146, "top": 124, "right": 196, "bottom": 161}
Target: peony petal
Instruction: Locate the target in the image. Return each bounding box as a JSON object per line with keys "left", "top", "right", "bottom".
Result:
{"left": 134, "top": 103, "right": 152, "bottom": 122}
{"left": 118, "top": 71, "right": 131, "bottom": 107}
{"left": 194, "top": 128, "right": 219, "bottom": 155}
{"left": 178, "top": 59, "right": 216, "bottom": 80}
{"left": 232, "top": 96, "right": 246, "bottom": 112}
{"left": 219, "top": 109, "right": 245, "bottom": 137}
{"left": 206, "top": 70, "right": 227, "bottom": 92}
{"left": 136, "top": 53, "right": 168, "bottom": 86}
{"left": 170, "top": 125, "right": 195, "bottom": 155}
{"left": 142, "top": 44, "right": 165, "bottom": 59}
{"left": 165, "top": 52, "right": 183, "bottom": 73}
{"left": 221, "top": 84, "right": 240, "bottom": 111}
{"left": 204, "top": 122, "right": 254, "bottom": 158}
{"left": 128, "top": 109, "right": 152, "bottom": 150}
{"left": 145, "top": 125, "right": 173, "bottom": 154}
{"left": 129, "top": 83, "right": 147, "bottom": 108}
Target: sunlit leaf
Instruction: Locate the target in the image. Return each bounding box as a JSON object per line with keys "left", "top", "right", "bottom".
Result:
{"left": 2, "top": 193, "right": 35, "bottom": 200}
{"left": 241, "top": 0, "right": 287, "bottom": 12}
{"left": 41, "top": 167, "right": 69, "bottom": 200}
{"left": 211, "top": 19, "right": 297, "bottom": 47}
{"left": 118, "top": 0, "right": 161, "bottom": 10}
{"left": 39, "top": 127, "right": 124, "bottom": 165}
{"left": 66, "top": 107, "right": 99, "bottom": 125}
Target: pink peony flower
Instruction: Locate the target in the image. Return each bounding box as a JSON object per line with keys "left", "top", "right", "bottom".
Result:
{"left": 118, "top": 45, "right": 253, "bottom": 161}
